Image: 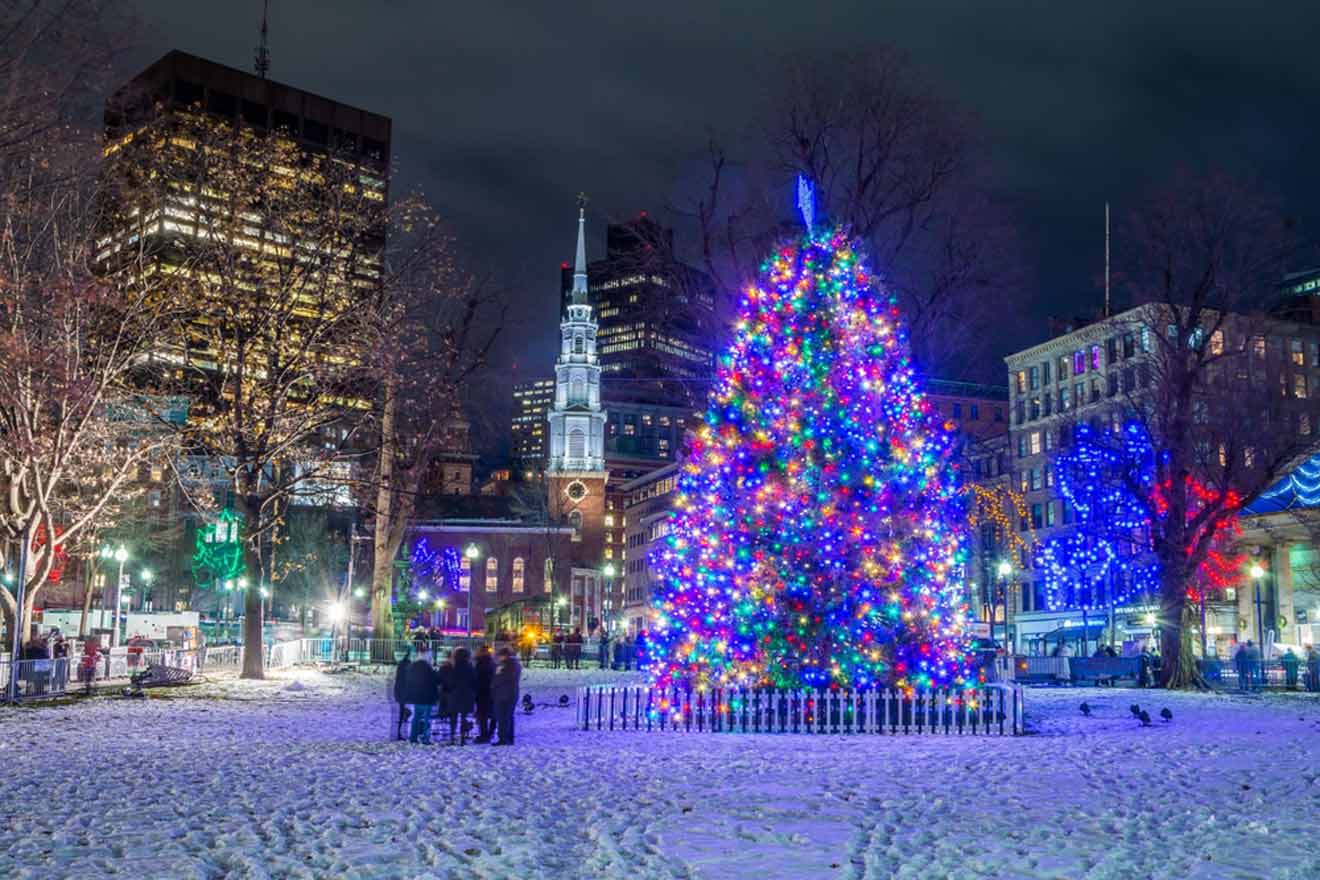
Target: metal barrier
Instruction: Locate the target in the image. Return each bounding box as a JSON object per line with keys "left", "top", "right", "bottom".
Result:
{"left": 0, "top": 658, "right": 73, "bottom": 700}
{"left": 1199, "top": 658, "right": 1320, "bottom": 691}
{"left": 576, "top": 683, "right": 1026, "bottom": 736}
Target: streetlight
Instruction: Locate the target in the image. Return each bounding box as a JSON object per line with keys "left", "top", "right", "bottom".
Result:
{"left": 1250, "top": 562, "right": 1266, "bottom": 647}
{"left": 994, "top": 560, "right": 1012, "bottom": 649}
{"left": 464, "top": 543, "right": 482, "bottom": 640}
{"left": 140, "top": 569, "right": 154, "bottom": 613}
{"left": 601, "top": 562, "right": 617, "bottom": 637}
{"left": 110, "top": 545, "right": 128, "bottom": 647}
{"left": 555, "top": 594, "right": 568, "bottom": 631}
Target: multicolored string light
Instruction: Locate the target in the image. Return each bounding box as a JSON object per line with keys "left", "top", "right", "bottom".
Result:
{"left": 646, "top": 226, "right": 971, "bottom": 694}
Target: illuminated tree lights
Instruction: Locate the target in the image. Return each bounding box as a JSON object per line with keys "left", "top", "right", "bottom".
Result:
{"left": 1035, "top": 421, "right": 1242, "bottom": 611}
{"left": 647, "top": 226, "right": 970, "bottom": 694}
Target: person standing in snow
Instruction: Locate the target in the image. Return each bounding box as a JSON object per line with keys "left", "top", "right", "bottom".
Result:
{"left": 446, "top": 647, "right": 477, "bottom": 745}
{"left": 567, "top": 628, "right": 583, "bottom": 670}
{"left": 1304, "top": 644, "right": 1320, "bottom": 692}
{"left": 402, "top": 644, "right": 440, "bottom": 744}
{"left": 1137, "top": 648, "right": 1153, "bottom": 688}
{"left": 491, "top": 646, "right": 522, "bottom": 746}
{"left": 393, "top": 647, "right": 412, "bottom": 740}
{"left": 597, "top": 629, "right": 610, "bottom": 670}
{"left": 473, "top": 645, "right": 495, "bottom": 743}
{"left": 1233, "top": 641, "right": 1253, "bottom": 691}
{"left": 1280, "top": 648, "right": 1300, "bottom": 690}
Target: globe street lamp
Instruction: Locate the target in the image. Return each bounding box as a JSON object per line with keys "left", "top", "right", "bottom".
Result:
{"left": 110, "top": 545, "right": 128, "bottom": 647}
{"left": 994, "top": 560, "right": 1012, "bottom": 650}
{"left": 601, "top": 562, "right": 617, "bottom": 637}
{"left": 464, "top": 543, "right": 482, "bottom": 640}
{"left": 1250, "top": 562, "right": 1266, "bottom": 647}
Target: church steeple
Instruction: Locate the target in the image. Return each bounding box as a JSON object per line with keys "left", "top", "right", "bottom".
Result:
{"left": 547, "top": 198, "right": 606, "bottom": 475}
{"left": 572, "top": 192, "right": 589, "bottom": 305}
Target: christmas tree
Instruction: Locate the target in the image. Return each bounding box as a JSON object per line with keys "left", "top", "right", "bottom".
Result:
{"left": 647, "top": 222, "right": 970, "bottom": 694}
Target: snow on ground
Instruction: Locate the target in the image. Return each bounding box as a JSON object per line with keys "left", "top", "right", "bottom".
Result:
{"left": 2, "top": 668, "right": 1319, "bottom": 880}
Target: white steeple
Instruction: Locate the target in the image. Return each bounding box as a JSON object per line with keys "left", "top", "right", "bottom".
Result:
{"left": 547, "top": 198, "right": 606, "bottom": 474}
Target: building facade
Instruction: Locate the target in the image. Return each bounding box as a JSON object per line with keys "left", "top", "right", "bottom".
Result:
{"left": 1003, "top": 305, "right": 1320, "bottom": 654}
{"left": 510, "top": 376, "right": 555, "bottom": 476}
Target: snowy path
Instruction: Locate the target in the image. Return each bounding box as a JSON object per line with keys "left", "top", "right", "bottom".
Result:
{"left": 2, "top": 670, "right": 1318, "bottom": 879}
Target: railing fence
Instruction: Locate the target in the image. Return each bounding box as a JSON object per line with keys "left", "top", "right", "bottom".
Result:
{"left": 576, "top": 683, "right": 1025, "bottom": 736}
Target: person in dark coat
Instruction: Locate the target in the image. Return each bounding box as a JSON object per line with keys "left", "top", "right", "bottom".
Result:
{"left": 597, "top": 630, "right": 611, "bottom": 670}
{"left": 1137, "top": 648, "right": 1153, "bottom": 688}
{"left": 1306, "top": 644, "right": 1320, "bottom": 692}
{"left": 473, "top": 645, "right": 495, "bottom": 743}
{"left": 1233, "top": 642, "right": 1253, "bottom": 692}
{"left": 567, "top": 628, "right": 583, "bottom": 670}
{"left": 1280, "top": 648, "right": 1301, "bottom": 690}
{"left": 445, "top": 647, "right": 477, "bottom": 745}
{"left": 634, "top": 631, "right": 648, "bottom": 671}
{"left": 393, "top": 648, "right": 412, "bottom": 740}
{"left": 401, "top": 645, "right": 439, "bottom": 744}
{"left": 491, "top": 647, "right": 522, "bottom": 746}
{"left": 550, "top": 632, "right": 564, "bottom": 669}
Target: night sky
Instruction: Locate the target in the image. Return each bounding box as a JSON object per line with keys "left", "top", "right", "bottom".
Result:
{"left": 131, "top": 0, "right": 1320, "bottom": 455}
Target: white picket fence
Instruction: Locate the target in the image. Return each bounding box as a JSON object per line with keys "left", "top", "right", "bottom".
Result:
{"left": 576, "top": 683, "right": 1026, "bottom": 736}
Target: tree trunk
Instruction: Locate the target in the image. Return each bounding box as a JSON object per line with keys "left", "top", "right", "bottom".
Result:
{"left": 79, "top": 557, "right": 96, "bottom": 637}
{"left": 237, "top": 494, "right": 265, "bottom": 679}
{"left": 370, "top": 376, "right": 398, "bottom": 654}
{"left": 1159, "top": 578, "right": 1205, "bottom": 689}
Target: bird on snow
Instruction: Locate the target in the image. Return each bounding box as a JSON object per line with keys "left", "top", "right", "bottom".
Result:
{"left": 1138, "top": 710, "right": 1152, "bottom": 727}
{"left": 1129, "top": 704, "right": 1142, "bottom": 719}
{"left": 1160, "top": 708, "right": 1172, "bottom": 723}
{"left": 1080, "top": 702, "right": 1092, "bottom": 717}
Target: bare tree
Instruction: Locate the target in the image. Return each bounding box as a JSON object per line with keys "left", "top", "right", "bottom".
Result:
{"left": 363, "top": 201, "right": 503, "bottom": 647}
{"left": 98, "top": 107, "right": 394, "bottom": 678}
{"left": 679, "top": 49, "right": 1021, "bottom": 379}
{"left": 1109, "top": 171, "right": 1318, "bottom": 686}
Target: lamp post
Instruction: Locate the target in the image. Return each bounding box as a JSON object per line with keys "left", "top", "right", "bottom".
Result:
{"left": 555, "top": 594, "right": 568, "bottom": 631}
{"left": 995, "top": 560, "right": 1012, "bottom": 649}
{"left": 601, "top": 562, "right": 616, "bottom": 637}
{"left": 140, "top": 569, "right": 154, "bottom": 613}
{"left": 110, "top": 545, "right": 128, "bottom": 647}
{"left": 1250, "top": 562, "right": 1266, "bottom": 648}
{"left": 464, "top": 543, "right": 481, "bottom": 640}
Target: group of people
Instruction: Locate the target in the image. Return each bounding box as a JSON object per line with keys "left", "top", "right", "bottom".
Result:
{"left": 1232, "top": 641, "right": 1320, "bottom": 691}
{"left": 393, "top": 643, "right": 522, "bottom": 746}
{"left": 548, "top": 629, "right": 585, "bottom": 669}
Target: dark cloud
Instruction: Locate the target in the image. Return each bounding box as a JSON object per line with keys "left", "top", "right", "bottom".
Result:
{"left": 131, "top": 0, "right": 1320, "bottom": 451}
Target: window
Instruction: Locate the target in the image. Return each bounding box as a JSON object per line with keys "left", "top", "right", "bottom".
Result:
{"left": 1106, "top": 338, "right": 1118, "bottom": 364}
{"left": 543, "top": 558, "right": 554, "bottom": 592}
{"left": 568, "top": 427, "right": 586, "bottom": 458}
{"left": 1019, "top": 471, "right": 1028, "bottom": 492}
{"left": 1029, "top": 366, "right": 1039, "bottom": 390}
{"left": 1210, "top": 331, "right": 1224, "bottom": 356}
{"left": 1122, "top": 368, "right": 1136, "bottom": 393}
{"left": 1295, "top": 374, "right": 1308, "bottom": 398}
{"left": 1073, "top": 350, "right": 1086, "bottom": 375}
{"left": 486, "top": 557, "right": 499, "bottom": 592}
{"left": 1141, "top": 327, "right": 1152, "bottom": 352}
{"left": 569, "top": 510, "right": 583, "bottom": 541}
{"left": 1123, "top": 334, "right": 1136, "bottom": 358}
{"left": 604, "top": 514, "right": 615, "bottom": 527}
{"left": 1058, "top": 356, "right": 1070, "bottom": 380}
{"left": 574, "top": 335, "right": 585, "bottom": 354}
{"left": 970, "top": 403, "right": 979, "bottom": 421}
{"left": 1059, "top": 387, "right": 1070, "bottom": 412}
{"left": 1043, "top": 395, "right": 1052, "bottom": 417}
{"left": 512, "top": 558, "right": 525, "bottom": 593}
{"left": 1301, "top": 413, "right": 1313, "bottom": 436}
{"left": 1090, "top": 380, "right": 1101, "bottom": 403}
{"left": 1091, "top": 345, "right": 1102, "bottom": 370}
{"left": 1044, "top": 430, "right": 1055, "bottom": 452}
{"left": 1030, "top": 468, "right": 1042, "bottom": 491}
{"left": 1029, "top": 431, "right": 1042, "bottom": 455}
{"left": 1045, "top": 502, "right": 1057, "bottom": 527}
{"left": 1030, "top": 397, "right": 1040, "bottom": 420}
{"left": 1042, "top": 361, "right": 1052, "bottom": 385}
{"left": 1014, "top": 401, "right": 1025, "bottom": 424}
{"left": 459, "top": 557, "right": 471, "bottom": 592}
{"left": 1252, "top": 336, "right": 1266, "bottom": 359}
{"left": 1031, "top": 504, "right": 1043, "bottom": 529}
{"left": 1015, "top": 371, "right": 1026, "bottom": 394}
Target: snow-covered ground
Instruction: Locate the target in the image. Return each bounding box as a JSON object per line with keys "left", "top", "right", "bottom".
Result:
{"left": 2, "top": 668, "right": 1318, "bottom": 879}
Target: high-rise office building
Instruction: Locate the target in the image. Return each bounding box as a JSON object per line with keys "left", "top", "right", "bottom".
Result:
{"left": 511, "top": 376, "right": 555, "bottom": 475}
{"left": 559, "top": 213, "right": 716, "bottom": 407}
{"left": 98, "top": 50, "right": 391, "bottom": 389}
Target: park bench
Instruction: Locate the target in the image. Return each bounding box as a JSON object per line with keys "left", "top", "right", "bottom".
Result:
{"left": 1068, "top": 657, "right": 1140, "bottom": 686}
